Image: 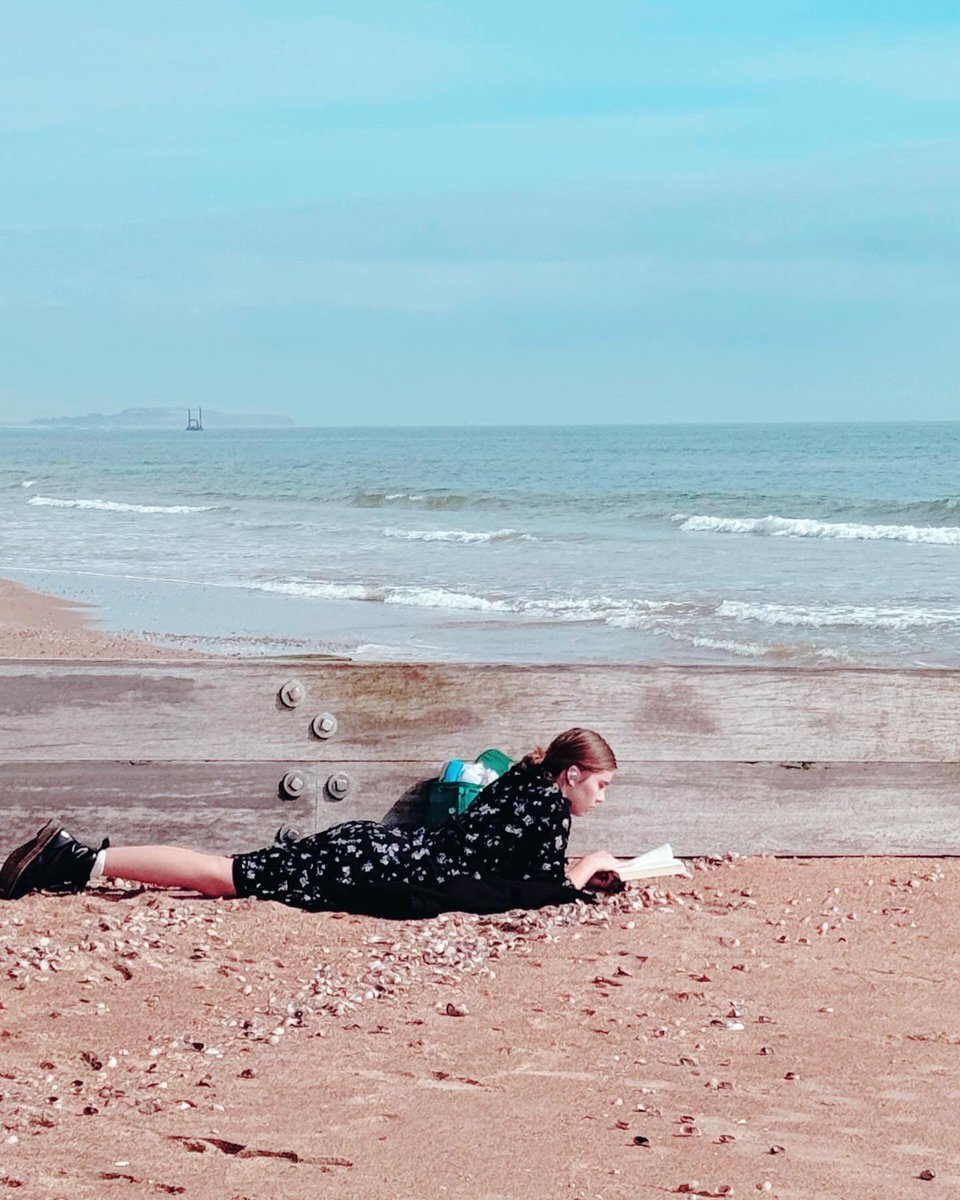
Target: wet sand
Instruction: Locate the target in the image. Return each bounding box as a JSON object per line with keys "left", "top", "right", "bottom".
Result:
{"left": 0, "top": 577, "right": 197, "bottom": 660}
{"left": 0, "top": 577, "right": 957, "bottom": 1197}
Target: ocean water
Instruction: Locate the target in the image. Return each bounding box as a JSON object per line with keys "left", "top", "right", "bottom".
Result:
{"left": 2, "top": 422, "right": 960, "bottom": 665}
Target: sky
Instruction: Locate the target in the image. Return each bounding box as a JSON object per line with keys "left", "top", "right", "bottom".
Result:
{"left": 1, "top": 1, "right": 958, "bottom": 425}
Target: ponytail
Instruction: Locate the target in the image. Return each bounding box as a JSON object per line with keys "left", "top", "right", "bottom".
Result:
{"left": 521, "top": 728, "right": 616, "bottom": 778}
{"left": 519, "top": 745, "right": 545, "bottom": 770}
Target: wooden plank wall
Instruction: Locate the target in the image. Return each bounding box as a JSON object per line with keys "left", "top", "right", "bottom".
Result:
{"left": 1, "top": 660, "right": 958, "bottom": 856}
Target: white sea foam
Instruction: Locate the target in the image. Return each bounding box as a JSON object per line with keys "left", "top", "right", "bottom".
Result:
{"left": 256, "top": 580, "right": 515, "bottom": 614}
{"left": 28, "top": 495, "right": 218, "bottom": 515}
{"left": 382, "top": 527, "right": 533, "bottom": 544}
{"left": 659, "top": 630, "right": 857, "bottom": 663}
{"left": 578, "top": 598, "right": 695, "bottom": 629}
{"left": 241, "top": 580, "right": 704, "bottom": 624}
{"left": 384, "top": 587, "right": 512, "bottom": 612}
{"left": 189, "top": 564, "right": 959, "bottom": 653}
{"left": 685, "top": 635, "right": 772, "bottom": 658}
{"left": 674, "top": 513, "right": 960, "bottom": 545}
{"left": 718, "top": 599, "right": 960, "bottom": 630}
{"left": 240, "top": 576, "right": 515, "bottom": 613}
{"left": 20, "top": 480, "right": 36, "bottom": 488}
{"left": 249, "top": 580, "right": 383, "bottom": 602}
{"left": 694, "top": 636, "right": 857, "bottom": 663}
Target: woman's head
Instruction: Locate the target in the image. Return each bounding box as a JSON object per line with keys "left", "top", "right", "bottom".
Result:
{"left": 525, "top": 728, "right": 617, "bottom": 817}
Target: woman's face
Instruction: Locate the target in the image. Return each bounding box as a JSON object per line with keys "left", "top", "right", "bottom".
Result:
{"left": 560, "top": 767, "right": 615, "bottom": 817}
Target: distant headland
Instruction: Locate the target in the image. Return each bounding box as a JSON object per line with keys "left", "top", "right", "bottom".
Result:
{"left": 25, "top": 407, "right": 296, "bottom": 429}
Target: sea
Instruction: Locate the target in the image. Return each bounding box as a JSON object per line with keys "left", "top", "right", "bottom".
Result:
{"left": 2, "top": 422, "right": 960, "bottom": 666}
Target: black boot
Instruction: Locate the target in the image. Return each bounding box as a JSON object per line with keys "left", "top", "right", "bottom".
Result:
{"left": 0, "top": 821, "right": 108, "bottom": 900}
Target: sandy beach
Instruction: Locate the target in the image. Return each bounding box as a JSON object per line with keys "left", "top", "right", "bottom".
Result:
{"left": 0, "top": 578, "right": 197, "bottom": 661}
{"left": 2, "top": 859, "right": 956, "bottom": 1199}
{"left": 1, "top": 579, "right": 958, "bottom": 1198}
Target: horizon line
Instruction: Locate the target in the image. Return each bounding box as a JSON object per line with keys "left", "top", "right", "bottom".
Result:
{"left": 4, "top": 417, "right": 960, "bottom": 431}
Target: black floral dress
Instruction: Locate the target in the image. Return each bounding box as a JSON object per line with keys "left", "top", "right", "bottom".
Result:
{"left": 232, "top": 761, "right": 571, "bottom": 910}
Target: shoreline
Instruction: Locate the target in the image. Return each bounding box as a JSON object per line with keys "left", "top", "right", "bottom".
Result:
{"left": 7, "top": 567, "right": 957, "bottom": 669}
{"left": 0, "top": 575, "right": 200, "bottom": 660}
{"left": 0, "top": 567, "right": 538, "bottom": 664}
{"left": 5, "top": 571, "right": 960, "bottom": 673}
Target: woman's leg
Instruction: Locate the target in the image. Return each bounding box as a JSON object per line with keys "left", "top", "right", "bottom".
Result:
{"left": 103, "top": 846, "right": 237, "bottom": 898}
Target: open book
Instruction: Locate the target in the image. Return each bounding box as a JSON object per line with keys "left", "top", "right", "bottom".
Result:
{"left": 616, "top": 843, "right": 689, "bottom": 882}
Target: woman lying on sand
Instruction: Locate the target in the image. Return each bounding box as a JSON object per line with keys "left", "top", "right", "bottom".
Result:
{"left": 0, "top": 728, "right": 620, "bottom": 914}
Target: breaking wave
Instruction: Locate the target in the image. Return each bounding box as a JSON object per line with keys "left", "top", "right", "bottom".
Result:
{"left": 351, "top": 489, "right": 480, "bottom": 510}
{"left": 682, "top": 634, "right": 855, "bottom": 663}
{"left": 249, "top": 580, "right": 383, "bottom": 602}
{"left": 718, "top": 599, "right": 960, "bottom": 631}
{"left": 28, "top": 495, "right": 220, "bottom": 515}
{"left": 674, "top": 513, "right": 960, "bottom": 545}
{"left": 248, "top": 581, "right": 510, "bottom": 612}
{"left": 382, "top": 527, "right": 533, "bottom": 544}
{"left": 866, "top": 496, "right": 960, "bottom": 522}
{"left": 242, "top": 580, "right": 704, "bottom": 625}
{"left": 384, "top": 587, "right": 512, "bottom": 612}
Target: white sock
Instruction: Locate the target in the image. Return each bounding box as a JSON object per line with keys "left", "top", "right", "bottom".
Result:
{"left": 88, "top": 849, "right": 107, "bottom": 883}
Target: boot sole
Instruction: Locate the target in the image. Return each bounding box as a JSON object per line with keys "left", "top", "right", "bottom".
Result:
{"left": 0, "top": 820, "right": 61, "bottom": 900}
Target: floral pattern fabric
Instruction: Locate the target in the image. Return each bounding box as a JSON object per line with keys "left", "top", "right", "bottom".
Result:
{"left": 232, "top": 761, "right": 571, "bottom": 909}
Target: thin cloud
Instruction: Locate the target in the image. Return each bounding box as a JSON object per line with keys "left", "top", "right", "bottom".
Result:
{"left": 734, "top": 31, "right": 960, "bottom": 101}
{"left": 0, "top": 8, "right": 475, "bottom": 130}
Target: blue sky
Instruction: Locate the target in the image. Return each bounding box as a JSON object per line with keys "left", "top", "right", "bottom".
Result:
{"left": 1, "top": 1, "right": 958, "bottom": 424}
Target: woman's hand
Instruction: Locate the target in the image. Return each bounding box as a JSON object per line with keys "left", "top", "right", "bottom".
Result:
{"left": 566, "top": 850, "right": 620, "bottom": 889}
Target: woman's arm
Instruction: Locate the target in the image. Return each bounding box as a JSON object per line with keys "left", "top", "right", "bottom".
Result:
{"left": 566, "top": 850, "right": 621, "bottom": 890}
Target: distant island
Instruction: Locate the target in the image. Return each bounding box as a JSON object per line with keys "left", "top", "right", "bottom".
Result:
{"left": 27, "top": 407, "right": 296, "bottom": 429}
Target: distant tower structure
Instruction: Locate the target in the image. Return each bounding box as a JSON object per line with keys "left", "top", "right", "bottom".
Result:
{"left": 186, "top": 407, "right": 203, "bottom": 431}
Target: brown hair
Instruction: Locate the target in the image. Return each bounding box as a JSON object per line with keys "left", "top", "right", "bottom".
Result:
{"left": 520, "top": 728, "right": 617, "bottom": 778}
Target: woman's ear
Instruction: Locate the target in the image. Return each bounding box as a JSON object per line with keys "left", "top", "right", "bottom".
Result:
{"left": 566, "top": 765, "right": 581, "bottom": 785}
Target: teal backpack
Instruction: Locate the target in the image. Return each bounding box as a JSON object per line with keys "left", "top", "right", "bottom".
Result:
{"left": 425, "top": 748, "right": 513, "bottom": 828}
